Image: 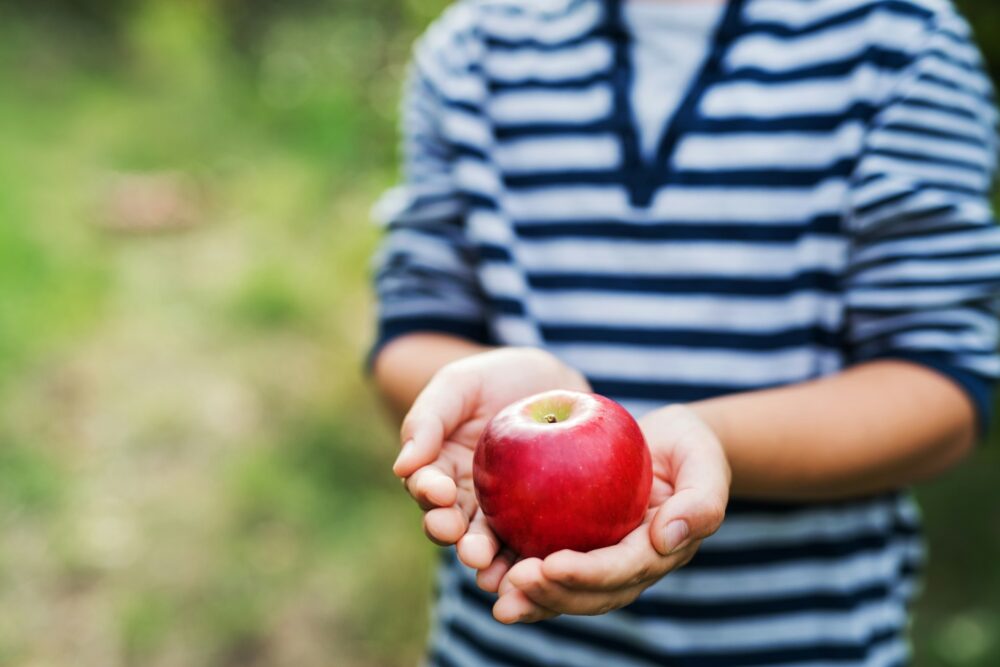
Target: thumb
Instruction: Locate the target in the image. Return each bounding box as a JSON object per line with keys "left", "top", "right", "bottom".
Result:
{"left": 648, "top": 410, "right": 731, "bottom": 556}
{"left": 395, "top": 365, "right": 480, "bottom": 477}
{"left": 650, "top": 487, "right": 727, "bottom": 556}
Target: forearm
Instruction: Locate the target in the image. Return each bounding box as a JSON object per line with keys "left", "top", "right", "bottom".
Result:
{"left": 373, "top": 333, "right": 492, "bottom": 418}
{"left": 647, "top": 360, "right": 978, "bottom": 501}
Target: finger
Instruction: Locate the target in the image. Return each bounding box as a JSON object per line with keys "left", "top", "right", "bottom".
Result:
{"left": 507, "top": 558, "right": 637, "bottom": 615}
{"left": 541, "top": 524, "right": 673, "bottom": 592}
{"left": 423, "top": 507, "right": 468, "bottom": 546}
{"left": 476, "top": 549, "right": 516, "bottom": 593}
{"left": 457, "top": 510, "right": 501, "bottom": 570}
{"left": 493, "top": 589, "right": 558, "bottom": 625}
{"left": 392, "top": 439, "right": 426, "bottom": 479}
{"left": 405, "top": 464, "right": 457, "bottom": 510}
{"left": 501, "top": 557, "right": 543, "bottom": 595}
{"left": 454, "top": 481, "right": 480, "bottom": 522}
{"left": 395, "top": 368, "right": 478, "bottom": 477}
{"left": 498, "top": 570, "right": 517, "bottom": 597}
{"left": 650, "top": 448, "right": 729, "bottom": 556}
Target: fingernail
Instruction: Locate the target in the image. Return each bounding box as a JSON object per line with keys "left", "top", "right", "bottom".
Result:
{"left": 393, "top": 440, "right": 414, "bottom": 474}
{"left": 664, "top": 520, "right": 690, "bottom": 554}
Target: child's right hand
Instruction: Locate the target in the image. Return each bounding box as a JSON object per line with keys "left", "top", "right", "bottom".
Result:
{"left": 392, "top": 347, "right": 591, "bottom": 572}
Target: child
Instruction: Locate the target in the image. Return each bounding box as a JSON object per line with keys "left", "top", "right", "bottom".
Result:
{"left": 371, "top": 0, "right": 1000, "bottom": 664}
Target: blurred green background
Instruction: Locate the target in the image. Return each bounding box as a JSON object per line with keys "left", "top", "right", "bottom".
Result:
{"left": 0, "top": 1, "right": 996, "bottom": 666}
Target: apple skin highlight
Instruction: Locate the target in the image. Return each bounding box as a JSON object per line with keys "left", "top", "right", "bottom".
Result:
{"left": 473, "top": 390, "right": 653, "bottom": 559}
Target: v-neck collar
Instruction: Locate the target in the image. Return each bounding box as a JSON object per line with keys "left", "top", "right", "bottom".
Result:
{"left": 606, "top": 0, "right": 747, "bottom": 208}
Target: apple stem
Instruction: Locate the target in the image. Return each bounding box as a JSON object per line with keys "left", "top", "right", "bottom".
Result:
{"left": 544, "top": 414, "right": 558, "bottom": 424}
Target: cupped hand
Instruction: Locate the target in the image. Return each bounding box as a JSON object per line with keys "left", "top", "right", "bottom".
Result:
{"left": 484, "top": 405, "right": 731, "bottom": 624}
{"left": 393, "top": 347, "right": 591, "bottom": 570}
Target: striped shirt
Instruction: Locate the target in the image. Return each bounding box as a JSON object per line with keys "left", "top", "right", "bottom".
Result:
{"left": 371, "top": 0, "right": 1000, "bottom": 665}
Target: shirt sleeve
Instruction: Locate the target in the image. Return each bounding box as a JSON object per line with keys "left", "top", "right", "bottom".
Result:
{"left": 844, "top": 9, "right": 1000, "bottom": 433}
{"left": 369, "top": 12, "right": 491, "bottom": 364}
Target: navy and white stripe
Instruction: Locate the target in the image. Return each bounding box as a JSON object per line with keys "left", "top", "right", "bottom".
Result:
{"left": 372, "top": 0, "right": 999, "bottom": 664}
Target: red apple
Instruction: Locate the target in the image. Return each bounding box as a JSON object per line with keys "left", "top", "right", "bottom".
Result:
{"left": 472, "top": 390, "right": 652, "bottom": 559}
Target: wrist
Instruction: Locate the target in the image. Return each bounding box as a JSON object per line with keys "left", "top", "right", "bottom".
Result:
{"left": 688, "top": 401, "right": 729, "bottom": 452}
{"left": 689, "top": 400, "right": 733, "bottom": 483}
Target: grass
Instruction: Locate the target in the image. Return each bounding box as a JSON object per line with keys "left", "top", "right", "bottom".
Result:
{"left": 0, "top": 2, "right": 997, "bottom": 665}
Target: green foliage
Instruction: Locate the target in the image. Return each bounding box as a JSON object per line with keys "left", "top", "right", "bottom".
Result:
{"left": 230, "top": 269, "right": 310, "bottom": 330}
{"left": 915, "top": 440, "right": 1000, "bottom": 667}
{"left": 119, "top": 591, "right": 176, "bottom": 662}
{"left": 0, "top": 101, "right": 108, "bottom": 380}
{"left": 954, "top": 0, "right": 1000, "bottom": 82}
{"left": 0, "top": 439, "right": 65, "bottom": 514}
{"left": 0, "top": 2, "right": 436, "bottom": 665}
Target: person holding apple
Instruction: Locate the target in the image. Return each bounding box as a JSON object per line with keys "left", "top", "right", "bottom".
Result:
{"left": 370, "top": 0, "right": 999, "bottom": 664}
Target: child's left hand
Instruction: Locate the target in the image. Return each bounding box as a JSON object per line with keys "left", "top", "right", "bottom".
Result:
{"left": 476, "top": 405, "right": 731, "bottom": 624}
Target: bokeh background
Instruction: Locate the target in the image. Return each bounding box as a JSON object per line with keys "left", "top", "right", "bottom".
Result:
{"left": 0, "top": 1, "right": 997, "bottom": 665}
